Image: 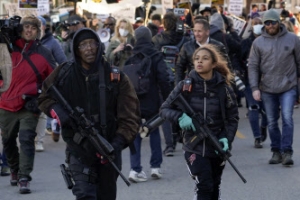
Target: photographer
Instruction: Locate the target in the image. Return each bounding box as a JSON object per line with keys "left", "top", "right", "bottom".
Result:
{"left": 106, "top": 18, "right": 135, "bottom": 70}
{"left": 0, "top": 15, "right": 55, "bottom": 194}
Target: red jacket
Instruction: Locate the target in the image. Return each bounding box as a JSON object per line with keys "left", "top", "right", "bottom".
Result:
{"left": 0, "top": 38, "right": 56, "bottom": 112}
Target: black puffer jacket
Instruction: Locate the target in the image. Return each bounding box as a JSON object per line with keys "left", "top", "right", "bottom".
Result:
{"left": 175, "top": 38, "right": 231, "bottom": 84}
{"left": 152, "top": 30, "right": 186, "bottom": 51}
{"left": 160, "top": 70, "right": 239, "bottom": 157}
{"left": 240, "top": 33, "right": 256, "bottom": 84}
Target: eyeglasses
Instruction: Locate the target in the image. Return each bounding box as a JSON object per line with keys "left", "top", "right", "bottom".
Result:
{"left": 104, "top": 23, "right": 114, "bottom": 26}
{"left": 264, "top": 21, "right": 278, "bottom": 26}
{"left": 67, "top": 20, "right": 81, "bottom": 26}
{"left": 78, "top": 42, "right": 99, "bottom": 50}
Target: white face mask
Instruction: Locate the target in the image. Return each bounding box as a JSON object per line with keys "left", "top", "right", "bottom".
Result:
{"left": 253, "top": 24, "right": 264, "bottom": 35}
{"left": 119, "top": 28, "right": 129, "bottom": 37}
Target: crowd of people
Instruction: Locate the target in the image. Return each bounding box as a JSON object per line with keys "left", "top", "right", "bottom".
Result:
{"left": 0, "top": 2, "right": 299, "bottom": 200}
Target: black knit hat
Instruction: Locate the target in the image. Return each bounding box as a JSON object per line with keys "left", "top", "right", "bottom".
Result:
{"left": 135, "top": 26, "right": 152, "bottom": 43}
{"left": 74, "top": 29, "right": 98, "bottom": 48}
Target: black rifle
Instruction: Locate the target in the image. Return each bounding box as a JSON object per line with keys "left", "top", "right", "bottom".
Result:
{"left": 60, "top": 164, "right": 73, "bottom": 189}
{"left": 50, "top": 85, "right": 131, "bottom": 187}
{"left": 173, "top": 94, "right": 247, "bottom": 183}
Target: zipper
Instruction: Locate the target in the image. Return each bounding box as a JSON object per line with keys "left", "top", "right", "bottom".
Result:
{"left": 85, "top": 75, "right": 91, "bottom": 116}
{"left": 21, "top": 43, "right": 28, "bottom": 54}
{"left": 202, "top": 81, "right": 207, "bottom": 156}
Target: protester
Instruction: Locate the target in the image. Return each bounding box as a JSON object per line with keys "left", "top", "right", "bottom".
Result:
{"left": 0, "top": 15, "right": 55, "bottom": 193}
{"left": 106, "top": 18, "right": 134, "bottom": 70}
{"left": 38, "top": 28, "right": 140, "bottom": 199}
{"left": 248, "top": 9, "right": 300, "bottom": 165}
{"left": 160, "top": 44, "right": 238, "bottom": 200}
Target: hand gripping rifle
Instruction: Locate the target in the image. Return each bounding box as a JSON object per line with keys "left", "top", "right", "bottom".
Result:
{"left": 50, "top": 85, "right": 131, "bottom": 187}
{"left": 173, "top": 94, "right": 247, "bottom": 183}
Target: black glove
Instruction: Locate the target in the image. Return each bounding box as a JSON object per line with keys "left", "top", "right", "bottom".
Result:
{"left": 49, "top": 104, "right": 71, "bottom": 127}
{"left": 111, "top": 134, "right": 127, "bottom": 152}
{"left": 23, "top": 95, "right": 41, "bottom": 114}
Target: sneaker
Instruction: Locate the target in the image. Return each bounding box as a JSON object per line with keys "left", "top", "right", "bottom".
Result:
{"left": 1, "top": 166, "right": 10, "bottom": 176}
{"left": 151, "top": 168, "right": 162, "bottom": 179}
{"left": 261, "top": 127, "right": 267, "bottom": 142}
{"left": 282, "top": 152, "right": 294, "bottom": 166}
{"left": 35, "top": 142, "right": 44, "bottom": 152}
{"left": 269, "top": 151, "right": 282, "bottom": 164}
{"left": 52, "top": 132, "right": 60, "bottom": 142}
{"left": 45, "top": 128, "right": 52, "bottom": 135}
{"left": 18, "top": 178, "right": 31, "bottom": 194}
{"left": 128, "top": 170, "right": 147, "bottom": 183}
{"left": 10, "top": 171, "right": 18, "bottom": 186}
{"left": 163, "top": 146, "right": 174, "bottom": 157}
{"left": 254, "top": 138, "right": 263, "bottom": 148}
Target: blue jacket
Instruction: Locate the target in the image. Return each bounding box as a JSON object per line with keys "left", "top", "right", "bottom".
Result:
{"left": 41, "top": 30, "right": 67, "bottom": 65}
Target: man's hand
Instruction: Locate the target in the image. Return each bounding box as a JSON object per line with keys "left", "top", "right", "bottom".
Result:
{"left": 252, "top": 90, "right": 261, "bottom": 101}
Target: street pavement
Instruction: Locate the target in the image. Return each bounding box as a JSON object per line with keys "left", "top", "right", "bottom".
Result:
{"left": 1, "top": 101, "right": 300, "bottom": 200}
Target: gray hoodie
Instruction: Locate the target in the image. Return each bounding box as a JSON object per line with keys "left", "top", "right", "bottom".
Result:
{"left": 248, "top": 24, "right": 300, "bottom": 93}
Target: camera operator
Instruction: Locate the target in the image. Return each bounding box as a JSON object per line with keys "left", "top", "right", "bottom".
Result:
{"left": 0, "top": 15, "right": 56, "bottom": 194}
{"left": 106, "top": 18, "right": 134, "bottom": 70}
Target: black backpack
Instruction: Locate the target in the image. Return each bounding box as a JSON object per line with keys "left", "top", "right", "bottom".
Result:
{"left": 123, "top": 51, "right": 159, "bottom": 96}
{"left": 161, "top": 37, "right": 186, "bottom": 73}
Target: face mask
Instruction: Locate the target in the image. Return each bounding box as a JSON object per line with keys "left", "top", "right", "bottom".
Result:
{"left": 119, "top": 28, "right": 129, "bottom": 37}
{"left": 253, "top": 24, "right": 263, "bottom": 35}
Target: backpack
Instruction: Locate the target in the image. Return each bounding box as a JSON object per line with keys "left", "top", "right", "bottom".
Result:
{"left": 161, "top": 37, "right": 186, "bottom": 73}
{"left": 123, "top": 51, "right": 159, "bottom": 96}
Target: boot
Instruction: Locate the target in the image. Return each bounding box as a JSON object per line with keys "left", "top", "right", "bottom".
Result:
{"left": 282, "top": 151, "right": 294, "bottom": 166}
{"left": 254, "top": 138, "right": 263, "bottom": 148}
{"left": 269, "top": 151, "right": 282, "bottom": 164}
{"left": 261, "top": 127, "right": 267, "bottom": 142}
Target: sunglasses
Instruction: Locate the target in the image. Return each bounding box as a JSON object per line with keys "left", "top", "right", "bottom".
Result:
{"left": 104, "top": 23, "right": 114, "bottom": 26}
{"left": 264, "top": 21, "right": 278, "bottom": 26}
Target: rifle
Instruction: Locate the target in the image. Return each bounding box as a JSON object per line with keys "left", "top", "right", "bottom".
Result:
{"left": 49, "top": 85, "right": 131, "bottom": 187}
{"left": 60, "top": 164, "right": 73, "bottom": 189}
{"left": 173, "top": 94, "right": 247, "bottom": 183}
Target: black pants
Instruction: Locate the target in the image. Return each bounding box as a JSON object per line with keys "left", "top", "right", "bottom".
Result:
{"left": 68, "top": 152, "right": 121, "bottom": 200}
{"left": 184, "top": 152, "right": 225, "bottom": 200}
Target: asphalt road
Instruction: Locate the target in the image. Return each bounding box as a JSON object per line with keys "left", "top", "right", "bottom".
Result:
{"left": 1, "top": 102, "right": 300, "bottom": 200}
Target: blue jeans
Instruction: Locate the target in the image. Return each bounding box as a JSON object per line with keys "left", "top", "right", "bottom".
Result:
{"left": 261, "top": 87, "right": 297, "bottom": 152}
{"left": 0, "top": 149, "right": 8, "bottom": 167}
{"left": 244, "top": 84, "right": 268, "bottom": 138}
{"left": 130, "top": 127, "right": 162, "bottom": 172}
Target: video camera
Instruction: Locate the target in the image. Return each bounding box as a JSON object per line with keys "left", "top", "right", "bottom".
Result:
{"left": 0, "top": 16, "right": 22, "bottom": 52}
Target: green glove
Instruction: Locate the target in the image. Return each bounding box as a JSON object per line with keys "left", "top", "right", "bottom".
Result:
{"left": 219, "top": 138, "right": 229, "bottom": 152}
{"left": 178, "top": 113, "right": 196, "bottom": 131}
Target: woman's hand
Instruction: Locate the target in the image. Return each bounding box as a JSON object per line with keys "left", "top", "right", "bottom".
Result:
{"left": 113, "top": 43, "right": 125, "bottom": 54}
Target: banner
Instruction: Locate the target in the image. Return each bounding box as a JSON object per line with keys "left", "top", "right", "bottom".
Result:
{"left": 111, "top": 6, "right": 135, "bottom": 24}
{"left": 162, "top": 0, "right": 173, "bottom": 15}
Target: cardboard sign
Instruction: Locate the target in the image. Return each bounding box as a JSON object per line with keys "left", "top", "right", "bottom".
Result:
{"left": 228, "top": 15, "right": 247, "bottom": 36}
{"left": 228, "top": 0, "right": 243, "bottom": 16}
{"left": 111, "top": 6, "right": 135, "bottom": 24}
{"left": 174, "top": 8, "right": 186, "bottom": 16}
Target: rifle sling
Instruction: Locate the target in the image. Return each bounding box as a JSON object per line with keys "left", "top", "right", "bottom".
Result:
{"left": 99, "top": 63, "right": 107, "bottom": 138}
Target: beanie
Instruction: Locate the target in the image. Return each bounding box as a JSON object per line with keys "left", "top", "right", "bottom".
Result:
{"left": 74, "top": 29, "right": 98, "bottom": 48}
{"left": 262, "top": 9, "right": 280, "bottom": 23}
{"left": 37, "top": 16, "right": 46, "bottom": 26}
{"left": 135, "top": 26, "right": 152, "bottom": 43}
{"left": 210, "top": 13, "right": 225, "bottom": 32}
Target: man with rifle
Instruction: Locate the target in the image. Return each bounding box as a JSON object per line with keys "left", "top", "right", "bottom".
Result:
{"left": 38, "top": 28, "right": 140, "bottom": 200}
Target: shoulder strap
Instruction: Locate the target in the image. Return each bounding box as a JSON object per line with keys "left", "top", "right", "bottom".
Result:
{"left": 23, "top": 53, "right": 43, "bottom": 91}
{"left": 56, "top": 62, "right": 73, "bottom": 87}
{"left": 176, "top": 37, "right": 185, "bottom": 49}
{"left": 218, "top": 84, "right": 228, "bottom": 131}
{"left": 99, "top": 64, "right": 107, "bottom": 138}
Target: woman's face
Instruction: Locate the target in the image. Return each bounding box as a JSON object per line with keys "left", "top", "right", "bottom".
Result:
{"left": 193, "top": 49, "right": 216, "bottom": 75}
{"left": 119, "top": 22, "right": 127, "bottom": 30}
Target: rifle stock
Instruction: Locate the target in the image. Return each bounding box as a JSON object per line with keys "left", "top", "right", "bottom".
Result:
{"left": 174, "top": 94, "right": 246, "bottom": 183}
{"left": 50, "top": 85, "right": 131, "bottom": 186}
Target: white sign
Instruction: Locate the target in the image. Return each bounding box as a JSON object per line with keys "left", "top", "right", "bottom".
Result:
{"left": 4, "top": 3, "right": 37, "bottom": 17}
{"left": 174, "top": 8, "right": 186, "bottom": 16}
{"left": 227, "top": 15, "right": 247, "bottom": 36}
{"left": 37, "top": 0, "right": 50, "bottom": 16}
{"left": 112, "top": 6, "right": 135, "bottom": 24}
{"left": 162, "top": 0, "right": 173, "bottom": 15}
{"left": 228, "top": 0, "right": 243, "bottom": 16}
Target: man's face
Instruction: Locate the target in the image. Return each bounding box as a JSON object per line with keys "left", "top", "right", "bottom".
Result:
{"left": 77, "top": 38, "right": 98, "bottom": 69}
{"left": 252, "top": 7, "right": 258, "bottom": 12}
{"left": 103, "top": 18, "right": 115, "bottom": 34}
{"left": 21, "top": 24, "right": 38, "bottom": 41}
{"left": 193, "top": 23, "right": 209, "bottom": 44}
{"left": 68, "top": 21, "right": 85, "bottom": 32}
{"left": 264, "top": 20, "right": 280, "bottom": 36}
{"left": 202, "top": 11, "right": 211, "bottom": 17}
{"left": 152, "top": 20, "right": 161, "bottom": 27}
